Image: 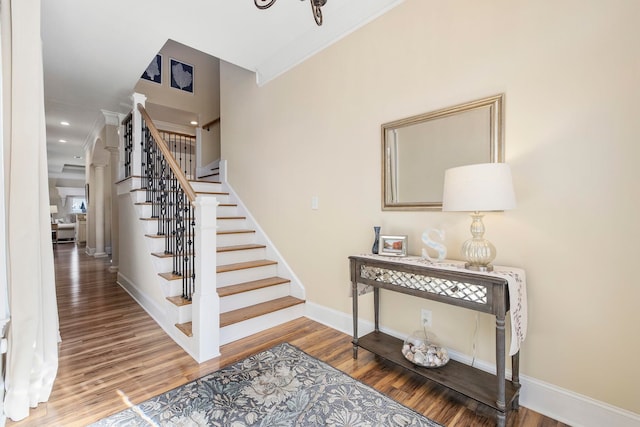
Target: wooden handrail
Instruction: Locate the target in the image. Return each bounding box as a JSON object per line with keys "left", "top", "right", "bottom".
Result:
{"left": 121, "top": 112, "right": 132, "bottom": 126}
{"left": 137, "top": 103, "right": 197, "bottom": 202}
{"left": 160, "top": 130, "right": 196, "bottom": 139}
{"left": 202, "top": 117, "right": 220, "bottom": 131}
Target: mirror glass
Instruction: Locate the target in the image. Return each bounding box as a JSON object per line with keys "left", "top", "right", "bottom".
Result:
{"left": 382, "top": 94, "right": 504, "bottom": 210}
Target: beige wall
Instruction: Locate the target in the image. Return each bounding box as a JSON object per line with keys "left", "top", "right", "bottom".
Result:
{"left": 220, "top": 0, "right": 640, "bottom": 414}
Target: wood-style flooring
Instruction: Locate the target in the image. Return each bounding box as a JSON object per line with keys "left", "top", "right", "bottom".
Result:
{"left": 7, "top": 244, "right": 567, "bottom": 426}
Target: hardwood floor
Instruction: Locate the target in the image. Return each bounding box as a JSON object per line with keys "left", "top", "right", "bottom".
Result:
{"left": 7, "top": 244, "right": 567, "bottom": 426}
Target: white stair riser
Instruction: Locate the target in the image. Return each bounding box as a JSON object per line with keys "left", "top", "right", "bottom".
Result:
{"left": 152, "top": 256, "right": 175, "bottom": 273}
{"left": 217, "top": 218, "right": 247, "bottom": 231}
{"left": 145, "top": 236, "right": 166, "bottom": 253}
{"left": 167, "top": 300, "right": 192, "bottom": 325}
{"left": 159, "top": 278, "right": 184, "bottom": 297}
{"left": 136, "top": 204, "right": 153, "bottom": 218}
{"left": 217, "top": 247, "right": 266, "bottom": 265}
{"left": 217, "top": 232, "right": 256, "bottom": 247}
{"left": 217, "top": 264, "right": 278, "bottom": 287}
{"left": 131, "top": 190, "right": 148, "bottom": 204}
{"left": 220, "top": 304, "right": 305, "bottom": 346}
{"left": 141, "top": 219, "right": 160, "bottom": 235}
{"left": 219, "top": 283, "right": 291, "bottom": 313}
{"left": 190, "top": 181, "right": 223, "bottom": 193}
{"left": 196, "top": 193, "right": 230, "bottom": 204}
{"left": 217, "top": 205, "right": 239, "bottom": 216}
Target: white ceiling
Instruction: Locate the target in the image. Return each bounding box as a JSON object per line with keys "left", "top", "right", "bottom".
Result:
{"left": 41, "top": 0, "right": 404, "bottom": 186}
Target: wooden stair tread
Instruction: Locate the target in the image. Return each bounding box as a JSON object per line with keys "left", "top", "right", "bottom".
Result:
{"left": 159, "top": 272, "right": 182, "bottom": 281}
{"left": 147, "top": 233, "right": 193, "bottom": 239}
{"left": 189, "top": 179, "right": 221, "bottom": 184}
{"left": 167, "top": 296, "right": 191, "bottom": 306}
{"left": 217, "top": 277, "right": 290, "bottom": 297}
{"left": 217, "top": 229, "right": 255, "bottom": 235}
{"left": 217, "top": 244, "right": 266, "bottom": 253}
{"left": 218, "top": 216, "right": 246, "bottom": 220}
{"left": 220, "top": 296, "right": 304, "bottom": 327}
{"left": 195, "top": 191, "right": 229, "bottom": 196}
{"left": 217, "top": 259, "right": 276, "bottom": 273}
{"left": 152, "top": 251, "right": 193, "bottom": 259}
{"left": 152, "top": 252, "right": 171, "bottom": 258}
{"left": 175, "top": 322, "right": 193, "bottom": 337}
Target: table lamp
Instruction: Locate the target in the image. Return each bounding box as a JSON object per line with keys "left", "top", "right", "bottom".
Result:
{"left": 442, "top": 163, "right": 516, "bottom": 272}
{"left": 49, "top": 205, "right": 58, "bottom": 223}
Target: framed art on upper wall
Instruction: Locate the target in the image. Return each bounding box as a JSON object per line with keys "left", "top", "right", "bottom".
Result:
{"left": 170, "top": 58, "right": 194, "bottom": 93}
{"left": 141, "top": 54, "right": 162, "bottom": 84}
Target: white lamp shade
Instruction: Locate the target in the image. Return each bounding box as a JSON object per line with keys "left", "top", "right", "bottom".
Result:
{"left": 49, "top": 205, "right": 58, "bottom": 214}
{"left": 442, "top": 163, "right": 516, "bottom": 212}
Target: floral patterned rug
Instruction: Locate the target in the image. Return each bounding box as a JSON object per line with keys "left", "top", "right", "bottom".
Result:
{"left": 91, "top": 342, "right": 442, "bottom": 426}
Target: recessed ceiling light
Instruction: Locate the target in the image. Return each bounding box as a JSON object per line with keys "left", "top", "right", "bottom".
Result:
{"left": 74, "top": 156, "right": 82, "bottom": 159}
{"left": 60, "top": 121, "right": 70, "bottom": 126}
{"left": 59, "top": 139, "right": 67, "bottom": 143}
{"left": 190, "top": 121, "right": 198, "bottom": 125}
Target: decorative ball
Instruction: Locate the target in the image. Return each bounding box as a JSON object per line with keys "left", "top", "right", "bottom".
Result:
{"left": 402, "top": 330, "right": 449, "bottom": 368}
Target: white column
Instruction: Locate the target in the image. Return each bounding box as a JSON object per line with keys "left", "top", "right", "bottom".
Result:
{"left": 107, "top": 147, "right": 119, "bottom": 272}
{"left": 94, "top": 165, "right": 107, "bottom": 258}
{"left": 192, "top": 195, "right": 220, "bottom": 362}
{"left": 131, "top": 93, "right": 147, "bottom": 177}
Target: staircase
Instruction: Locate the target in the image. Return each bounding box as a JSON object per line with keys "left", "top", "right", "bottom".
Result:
{"left": 132, "top": 176, "right": 305, "bottom": 351}
{"left": 119, "top": 100, "right": 305, "bottom": 361}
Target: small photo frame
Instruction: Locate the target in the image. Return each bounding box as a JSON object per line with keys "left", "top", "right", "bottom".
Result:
{"left": 170, "top": 58, "right": 194, "bottom": 93}
{"left": 379, "top": 235, "right": 408, "bottom": 257}
{"left": 141, "top": 54, "right": 162, "bottom": 84}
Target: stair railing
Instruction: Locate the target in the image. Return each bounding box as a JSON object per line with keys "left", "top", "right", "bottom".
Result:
{"left": 122, "top": 112, "right": 133, "bottom": 178}
{"left": 138, "top": 104, "right": 198, "bottom": 301}
{"left": 159, "top": 130, "right": 196, "bottom": 180}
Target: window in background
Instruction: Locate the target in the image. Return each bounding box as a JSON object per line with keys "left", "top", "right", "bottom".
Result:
{"left": 70, "top": 197, "right": 87, "bottom": 213}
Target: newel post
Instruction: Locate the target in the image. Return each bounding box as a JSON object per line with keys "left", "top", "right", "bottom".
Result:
{"left": 130, "top": 92, "right": 147, "bottom": 177}
{"left": 192, "top": 195, "right": 220, "bottom": 361}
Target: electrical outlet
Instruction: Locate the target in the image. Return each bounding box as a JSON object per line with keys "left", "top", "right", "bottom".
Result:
{"left": 421, "top": 309, "right": 432, "bottom": 329}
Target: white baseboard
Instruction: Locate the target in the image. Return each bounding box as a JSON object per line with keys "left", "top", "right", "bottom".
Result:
{"left": 304, "top": 301, "right": 640, "bottom": 427}
{"left": 117, "top": 272, "right": 165, "bottom": 322}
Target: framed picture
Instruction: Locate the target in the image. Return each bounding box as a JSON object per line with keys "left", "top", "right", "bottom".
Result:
{"left": 141, "top": 54, "right": 162, "bottom": 84}
{"left": 170, "top": 58, "right": 194, "bottom": 93}
{"left": 379, "top": 235, "right": 408, "bottom": 257}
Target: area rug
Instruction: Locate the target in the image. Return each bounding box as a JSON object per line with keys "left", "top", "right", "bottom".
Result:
{"left": 91, "top": 342, "right": 442, "bottom": 426}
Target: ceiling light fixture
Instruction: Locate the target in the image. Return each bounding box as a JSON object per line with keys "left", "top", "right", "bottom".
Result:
{"left": 60, "top": 121, "right": 70, "bottom": 126}
{"left": 190, "top": 121, "right": 198, "bottom": 125}
{"left": 59, "top": 139, "right": 67, "bottom": 143}
{"left": 255, "top": 0, "right": 327, "bottom": 26}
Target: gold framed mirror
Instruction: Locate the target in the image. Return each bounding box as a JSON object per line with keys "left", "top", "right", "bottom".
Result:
{"left": 382, "top": 94, "right": 504, "bottom": 211}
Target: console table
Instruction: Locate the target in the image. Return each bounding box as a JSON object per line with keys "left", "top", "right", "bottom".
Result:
{"left": 350, "top": 255, "right": 523, "bottom": 426}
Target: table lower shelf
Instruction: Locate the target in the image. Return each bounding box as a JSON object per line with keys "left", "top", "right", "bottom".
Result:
{"left": 355, "top": 331, "right": 519, "bottom": 412}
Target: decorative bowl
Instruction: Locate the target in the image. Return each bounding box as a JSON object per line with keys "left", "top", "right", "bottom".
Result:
{"left": 402, "top": 330, "right": 449, "bottom": 368}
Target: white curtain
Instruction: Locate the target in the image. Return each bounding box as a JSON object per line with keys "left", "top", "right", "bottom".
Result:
{"left": 1, "top": 0, "right": 60, "bottom": 421}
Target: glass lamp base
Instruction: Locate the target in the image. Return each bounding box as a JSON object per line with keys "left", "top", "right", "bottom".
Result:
{"left": 462, "top": 212, "right": 496, "bottom": 273}
{"left": 464, "top": 262, "right": 493, "bottom": 272}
